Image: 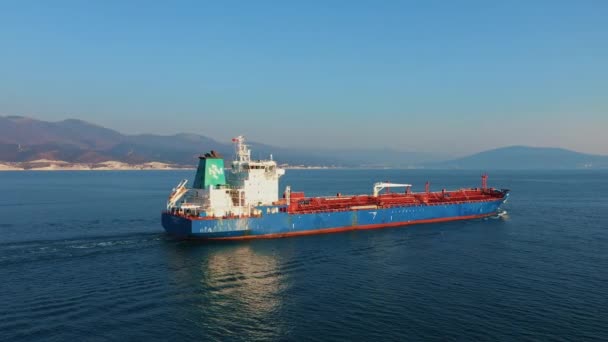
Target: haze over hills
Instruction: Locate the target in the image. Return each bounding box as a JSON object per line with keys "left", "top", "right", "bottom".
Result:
{"left": 0, "top": 116, "right": 438, "bottom": 167}
{"left": 1, "top": 115, "right": 606, "bottom": 169}
{"left": 432, "top": 146, "right": 608, "bottom": 169}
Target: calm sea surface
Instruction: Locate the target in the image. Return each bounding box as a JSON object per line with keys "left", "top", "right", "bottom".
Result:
{"left": 1, "top": 169, "right": 607, "bottom": 341}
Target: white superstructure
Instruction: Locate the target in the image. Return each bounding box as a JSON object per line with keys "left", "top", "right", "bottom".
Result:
{"left": 166, "top": 136, "right": 285, "bottom": 218}
{"left": 227, "top": 136, "right": 285, "bottom": 206}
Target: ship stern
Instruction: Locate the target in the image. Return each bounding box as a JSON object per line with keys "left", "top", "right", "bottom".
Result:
{"left": 161, "top": 212, "right": 193, "bottom": 238}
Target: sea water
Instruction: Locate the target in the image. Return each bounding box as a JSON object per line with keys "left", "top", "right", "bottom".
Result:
{"left": 1, "top": 170, "right": 607, "bottom": 341}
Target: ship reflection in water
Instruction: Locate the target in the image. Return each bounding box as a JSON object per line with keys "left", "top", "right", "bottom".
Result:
{"left": 164, "top": 241, "right": 290, "bottom": 340}
{"left": 205, "top": 245, "right": 284, "bottom": 314}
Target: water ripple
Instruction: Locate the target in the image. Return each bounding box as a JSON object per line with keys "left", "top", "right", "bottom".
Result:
{"left": 2, "top": 170, "right": 608, "bottom": 341}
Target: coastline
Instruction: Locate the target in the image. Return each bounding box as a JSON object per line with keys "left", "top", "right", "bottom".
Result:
{"left": 0, "top": 160, "right": 346, "bottom": 171}
{"left": 0, "top": 160, "right": 194, "bottom": 171}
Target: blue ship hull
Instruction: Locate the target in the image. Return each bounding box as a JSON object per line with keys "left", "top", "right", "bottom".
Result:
{"left": 161, "top": 195, "right": 508, "bottom": 240}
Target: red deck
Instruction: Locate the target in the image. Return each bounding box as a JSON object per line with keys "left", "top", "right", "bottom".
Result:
{"left": 287, "top": 188, "right": 505, "bottom": 214}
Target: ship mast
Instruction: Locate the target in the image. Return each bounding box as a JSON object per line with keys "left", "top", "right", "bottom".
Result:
{"left": 232, "top": 135, "right": 250, "bottom": 163}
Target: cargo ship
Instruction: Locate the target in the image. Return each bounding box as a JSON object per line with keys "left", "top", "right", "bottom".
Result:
{"left": 161, "top": 136, "right": 509, "bottom": 240}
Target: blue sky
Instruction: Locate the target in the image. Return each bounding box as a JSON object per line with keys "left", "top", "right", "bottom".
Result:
{"left": 1, "top": 1, "right": 606, "bottom": 155}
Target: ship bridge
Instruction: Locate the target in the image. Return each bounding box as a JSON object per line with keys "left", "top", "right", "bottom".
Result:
{"left": 165, "top": 136, "right": 284, "bottom": 218}
{"left": 227, "top": 136, "right": 285, "bottom": 206}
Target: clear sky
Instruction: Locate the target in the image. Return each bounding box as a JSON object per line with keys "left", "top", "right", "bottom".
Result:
{"left": 1, "top": 0, "right": 606, "bottom": 156}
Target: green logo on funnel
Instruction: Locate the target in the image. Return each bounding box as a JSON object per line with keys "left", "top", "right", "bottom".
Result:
{"left": 194, "top": 158, "right": 226, "bottom": 188}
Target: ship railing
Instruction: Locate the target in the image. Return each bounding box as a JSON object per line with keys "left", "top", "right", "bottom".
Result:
{"left": 293, "top": 189, "right": 499, "bottom": 202}
{"left": 290, "top": 197, "right": 503, "bottom": 214}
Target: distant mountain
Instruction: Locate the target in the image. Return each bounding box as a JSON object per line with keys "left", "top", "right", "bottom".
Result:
{"left": 432, "top": 146, "right": 608, "bottom": 169}
{"left": 4, "top": 116, "right": 605, "bottom": 169}
{"left": 0, "top": 116, "right": 438, "bottom": 166}
{"left": 0, "top": 116, "right": 235, "bottom": 165}
{"left": 0, "top": 116, "right": 122, "bottom": 149}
